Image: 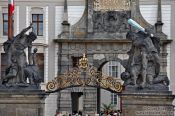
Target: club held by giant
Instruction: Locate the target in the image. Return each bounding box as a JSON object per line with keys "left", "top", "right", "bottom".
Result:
{"left": 127, "top": 19, "right": 154, "bottom": 37}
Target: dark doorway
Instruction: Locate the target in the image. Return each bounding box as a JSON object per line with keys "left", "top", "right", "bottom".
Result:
{"left": 71, "top": 92, "right": 83, "bottom": 114}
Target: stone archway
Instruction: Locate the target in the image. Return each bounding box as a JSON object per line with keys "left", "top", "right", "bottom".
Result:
{"left": 46, "top": 55, "right": 123, "bottom": 115}
{"left": 93, "top": 57, "right": 127, "bottom": 114}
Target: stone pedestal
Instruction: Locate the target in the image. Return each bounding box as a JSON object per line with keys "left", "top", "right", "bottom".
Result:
{"left": 121, "top": 91, "right": 175, "bottom": 116}
{"left": 0, "top": 90, "right": 47, "bottom": 116}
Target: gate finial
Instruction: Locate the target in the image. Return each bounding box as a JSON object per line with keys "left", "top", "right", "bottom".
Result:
{"left": 79, "top": 53, "right": 88, "bottom": 70}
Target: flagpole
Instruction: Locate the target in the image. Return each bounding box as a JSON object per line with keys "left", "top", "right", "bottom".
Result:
{"left": 8, "top": 0, "right": 14, "bottom": 40}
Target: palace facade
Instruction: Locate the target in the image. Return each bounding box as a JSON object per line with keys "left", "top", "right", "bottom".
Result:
{"left": 0, "top": 0, "right": 175, "bottom": 115}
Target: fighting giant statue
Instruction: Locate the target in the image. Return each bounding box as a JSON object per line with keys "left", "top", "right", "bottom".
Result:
{"left": 120, "top": 19, "right": 169, "bottom": 90}
{"left": 2, "top": 23, "right": 41, "bottom": 86}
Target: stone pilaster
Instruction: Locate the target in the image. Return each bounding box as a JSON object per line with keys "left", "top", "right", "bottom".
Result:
{"left": 60, "top": 0, "right": 70, "bottom": 39}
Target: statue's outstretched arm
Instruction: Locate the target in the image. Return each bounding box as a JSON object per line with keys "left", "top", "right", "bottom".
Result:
{"left": 20, "top": 23, "right": 33, "bottom": 35}
{"left": 14, "top": 23, "right": 33, "bottom": 40}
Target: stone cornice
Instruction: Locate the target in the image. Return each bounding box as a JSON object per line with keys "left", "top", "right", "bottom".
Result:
{"left": 54, "top": 39, "right": 132, "bottom": 43}
{"left": 0, "top": 0, "right": 85, "bottom": 6}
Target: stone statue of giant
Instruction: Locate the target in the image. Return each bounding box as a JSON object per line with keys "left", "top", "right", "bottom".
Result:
{"left": 120, "top": 20, "right": 169, "bottom": 90}
{"left": 2, "top": 23, "right": 41, "bottom": 88}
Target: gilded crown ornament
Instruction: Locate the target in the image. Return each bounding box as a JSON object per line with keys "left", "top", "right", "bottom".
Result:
{"left": 79, "top": 53, "right": 88, "bottom": 70}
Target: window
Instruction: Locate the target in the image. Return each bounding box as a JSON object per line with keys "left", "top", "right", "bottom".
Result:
{"left": 3, "top": 13, "right": 8, "bottom": 35}
{"left": 111, "top": 93, "right": 118, "bottom": 105}
{"left": 32, "top": 14, "right": 43, "bottom": 36}
{"left": 72, "top": 56, "right": 81, "bottom": 67}
{"left": 109, "top": 62, "right": 118, "bottom": 77}
{"left": 3, "top": 13, "right": 14, "bottom": 36}
{"left": 36, "top": 53, "right": 44, "bottom": 82}
{"left": 1, "top": 53, "right": 8, "bottom": 80}
{"left": 109, "top": 62, "right": 118, "bottom": 104}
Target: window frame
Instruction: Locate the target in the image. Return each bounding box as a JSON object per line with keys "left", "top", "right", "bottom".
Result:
{"left": 32, "top": 14, "right": 43, "bottom": 36}
{"left": 111, "top": 93, "right": 118, "bottom": 105}
{"left": 108, "top": 62, "right": 118, "bottom": 77}
{"left": 2, "top": 13, "right": 14, "bottom": 36}
{"left": 71, "top": 56, "right": 81, "bottom": 68}
{"left": 35, "top": 53, "right": 44, "bottom": 82}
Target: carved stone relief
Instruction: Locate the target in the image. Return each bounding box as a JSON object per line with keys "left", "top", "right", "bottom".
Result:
{"left": 93, "top": 11, "right": 130, "bottom": 33}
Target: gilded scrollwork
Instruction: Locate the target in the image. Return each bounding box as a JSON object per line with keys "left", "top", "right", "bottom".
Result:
{"left": 46, "top": 77, "right": 58, "bottom": 92}
{"left": 46, "top": 54, "right": 123, "bottom": 93}
{"left": 46, "top": 67, "right": 122, "bottom": 92}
